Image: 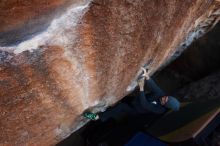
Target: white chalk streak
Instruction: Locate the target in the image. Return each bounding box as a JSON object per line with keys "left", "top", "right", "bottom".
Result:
{"left": 0, "top": 0, "right": 91, "bottom": 54}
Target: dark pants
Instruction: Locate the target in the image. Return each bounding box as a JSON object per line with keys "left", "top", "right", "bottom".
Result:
{"left": 99, "top": 103, "right": 137, "bottom": 122}
{"left": 99, "top": 79, "right": 167, "bottom": 122}
{"left": 98, "top": 94, "right": 166, "bottom": 122}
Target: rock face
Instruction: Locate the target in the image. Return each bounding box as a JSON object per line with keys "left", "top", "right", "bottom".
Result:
{"left": 176, "top": 71, "right": 220, "bottom": 101}
{"left": 0, "top": 0, "right": 220, "bottom": 145}
{"left": 162, "top": 22, "right": 220, "bottom": 81}
{"left": 0, "top": 0, "right": 82, "bottom": 46}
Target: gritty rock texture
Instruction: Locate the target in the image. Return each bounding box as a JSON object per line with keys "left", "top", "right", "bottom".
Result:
{"left": 0, "top": 0, "right": 85, "bottom": 46}
{"left": 176, "top": 70, "right": 220, "bottom": 101}
{"left": 162, "top": 22, "right": 220, "bottom": 81}
{"left": 153, "top": 23, "right": 220, "bottom": 94}
{"left": 0, "top": 0, "right": 220, "bottom": 145}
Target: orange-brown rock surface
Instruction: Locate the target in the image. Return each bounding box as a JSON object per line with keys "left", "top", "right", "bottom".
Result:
{"left": 0, "top": 0, "right": 220, "bottom": 145}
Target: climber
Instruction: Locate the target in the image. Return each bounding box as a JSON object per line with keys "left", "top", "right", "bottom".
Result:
{"left": 83, "top": 67, "right": 180, "bottom": 121}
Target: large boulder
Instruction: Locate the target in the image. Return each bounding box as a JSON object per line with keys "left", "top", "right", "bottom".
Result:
{"left": 0, "top": 0, "right": 220, "bottom": 145}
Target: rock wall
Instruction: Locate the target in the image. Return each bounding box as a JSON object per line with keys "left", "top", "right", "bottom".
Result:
{"left": 0, "top": 0, "right": 220, "bottom": 145}
{"left": 162, "top": 22, "right": 220, "bottom": 81}
{"left": 153, "top": 22, "right": 220, "bottom": 94}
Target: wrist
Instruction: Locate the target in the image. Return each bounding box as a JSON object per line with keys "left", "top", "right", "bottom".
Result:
{"left": 139, "top": 87, "right": 144, "bottom": 91}
{"left": 146, "top": 76, "right": 150, "bottom": 80}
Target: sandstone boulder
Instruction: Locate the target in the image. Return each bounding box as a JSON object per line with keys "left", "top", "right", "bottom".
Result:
{"left": 0, "top": 0, "right": 220, "bottom": 145}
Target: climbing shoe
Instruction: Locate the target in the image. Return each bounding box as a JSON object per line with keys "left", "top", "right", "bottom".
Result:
{"left": 83, "top": 111, "right": 99, "bottom": 120}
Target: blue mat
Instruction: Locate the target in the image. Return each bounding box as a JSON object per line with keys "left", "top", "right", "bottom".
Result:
{"left": 125, "top": 132, "right": 167, "bottom": 146}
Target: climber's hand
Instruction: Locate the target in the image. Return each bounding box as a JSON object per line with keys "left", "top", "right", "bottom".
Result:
{"left": 141, "top": 67, "right": 150, "bottom": 80}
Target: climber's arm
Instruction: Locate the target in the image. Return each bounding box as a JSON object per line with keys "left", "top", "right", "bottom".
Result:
{"left": 145, "top": 78, "right": 165, "bottom": 97}
{"left": 138, "top": 77, "right": 166, "bottom": 114}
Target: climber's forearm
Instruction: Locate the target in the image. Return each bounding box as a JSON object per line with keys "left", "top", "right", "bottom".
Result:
{"left": 139, "top": 85, "right": 144, "bottom": 91}
{"left": 146, "top": 78, "right": 165, "bottom": 97}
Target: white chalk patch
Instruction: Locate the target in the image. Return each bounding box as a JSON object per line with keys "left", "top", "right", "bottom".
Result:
{"left": 0, "top": 0, "right": 92, "bottom": 54}
{"left": 55, "top": 125, "right": 72, "bottom": 140}
{"left": 126, "top": 81, "right": 137, "bottom": 92}
{"left": 126, "top": 66, "right": 147, "bottom": 92}
{"left": 81, "top": 74, "right": 90, "bottom": 109}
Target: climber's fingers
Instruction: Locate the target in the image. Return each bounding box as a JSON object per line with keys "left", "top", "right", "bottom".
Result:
{"left": 141, "top": 67, "right": 150, "bottom": 80}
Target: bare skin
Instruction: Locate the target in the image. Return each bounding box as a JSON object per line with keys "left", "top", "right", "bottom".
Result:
{"left": 138, "top": 68, "right": 169, "bottom": 105}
